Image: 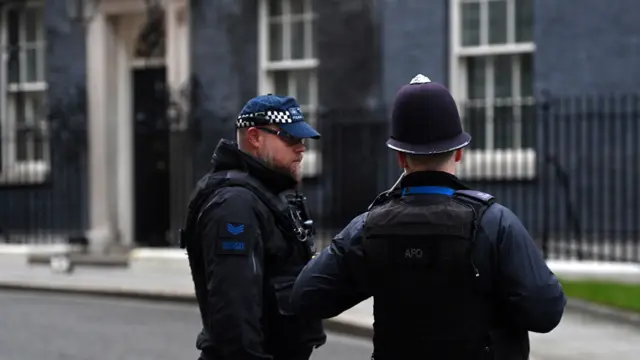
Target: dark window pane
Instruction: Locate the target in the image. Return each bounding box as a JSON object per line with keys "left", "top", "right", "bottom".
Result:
{"left": 461, "top": 2, "right": 480, "bottom": 46}
{"left": 489, "top": 0, "right": 507, "bottom": 44}
{"left": 467, "top": 57, "right": 486, "bottom": 99}
{"left": 520, "top": 53, "right": 534, "bottom": 97}
{"left": 269, "top": 22, "right": 283, "bottom": 61}
{"left": 522, "top": 103, "right": 537, "bottom": 148}
{"left": 269, "top": 0, "right": 282, "bottom": 16}
{"left": 464, "top": 104, "right": 487, "bottom": 149}
{"left": 494, "top": 104, "right": 514, "bottom": 149}
{"left": 515, "top": 0, "right": 533, "bottom": 42}
{"left": 274, "top": 71, "right": 289, "bottom": 95}
{"left": 494, "top": 55, "right": 513, "bottom": 98}
{"left": 291, "top": 20, "right": 304, "bottom": 59}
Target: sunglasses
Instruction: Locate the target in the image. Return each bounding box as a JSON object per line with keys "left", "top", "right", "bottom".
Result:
{"left": 256, "top": 127, "right": 306, "bottom": 146}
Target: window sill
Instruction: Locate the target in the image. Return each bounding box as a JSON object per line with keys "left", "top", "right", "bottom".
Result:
{"left": 0, "top": 162, "right": 51, "bottom": 186}
{"left": 458, "top": 148, "right": 537, "bottom": 181}
{"left": 302, "top": 149, "right": 321, "bottom": 178}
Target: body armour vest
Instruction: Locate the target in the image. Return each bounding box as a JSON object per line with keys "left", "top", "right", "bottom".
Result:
{"left": 179, "top": 170, "right": 317, "bottom": 331}
{"left": 363, "top": 188, "right": 495, "bottom": 360}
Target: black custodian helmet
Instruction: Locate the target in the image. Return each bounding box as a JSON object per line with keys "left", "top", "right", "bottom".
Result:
{"left": 386, "top": 74, "right": 471, "bottom": 154}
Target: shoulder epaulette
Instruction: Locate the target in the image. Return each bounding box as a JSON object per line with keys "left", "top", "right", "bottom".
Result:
{"left": 453, "top": 190, "right": 495, "bottom": 205}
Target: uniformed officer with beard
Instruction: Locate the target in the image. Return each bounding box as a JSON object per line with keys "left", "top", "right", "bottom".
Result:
{"left": 180, "top": 94, "right": 326, "bottom": 360}
{"left": 290, "top": 75, "right": 566, "bottom": 360}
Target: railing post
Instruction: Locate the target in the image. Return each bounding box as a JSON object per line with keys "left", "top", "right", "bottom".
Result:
{"left": 539, "top": 89, "right": 552, "bottom": 259}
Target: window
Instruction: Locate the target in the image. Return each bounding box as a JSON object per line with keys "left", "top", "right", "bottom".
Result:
{"left": 258, "top": 0, "right": 320, "bottom": 177}
{"left": 450, "top": 0, "right": 536, "bottom": 180}
{"left": 0, "top": 2, "right": 49, "bottom": 184}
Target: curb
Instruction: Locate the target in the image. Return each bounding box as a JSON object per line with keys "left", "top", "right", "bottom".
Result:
{"left": 26, "top": 253, "right": 130, "bottom": 268}
{"left": 0, "top": 282, "right": 196, "bottom": 304}
{"left": 0, "top": 281, "right": 373, "bottom": 338}
{"left": 128, "top": 248, "right": 187, "bottom": 260}
{"left": 566, "top": 296, "right": 640, "bottom": 327}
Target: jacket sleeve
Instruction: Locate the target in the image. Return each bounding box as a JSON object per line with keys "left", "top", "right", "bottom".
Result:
{"left": 290, "top": 213, "right": 371, "bottom": 319}
{"left": 485, "top": 204, "right": 567, "bottom": 333}
{"left": 197, "top": 187, "right": 272, "bottom": 360}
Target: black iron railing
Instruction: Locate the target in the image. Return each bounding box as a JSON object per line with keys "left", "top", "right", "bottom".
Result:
{"left": 2, "top": 93, "right": 639, "bottom": 262}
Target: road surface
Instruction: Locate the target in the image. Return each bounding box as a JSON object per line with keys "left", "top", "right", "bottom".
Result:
{"left": 4, "top": 289, "right": 640, "bottom": 360}
{"left": 0, "top": 290, "right": 372, "bottom": 360}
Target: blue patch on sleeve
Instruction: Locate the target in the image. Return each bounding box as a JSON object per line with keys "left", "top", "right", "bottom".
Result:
{"left": 227, "top": 223, "right": 245, "bottom": 235}
{"left": 221, "top": 241, "right": 245, "bottom": 251}
{"left": 216, "top": 222, "right": 252, "bottom": 256}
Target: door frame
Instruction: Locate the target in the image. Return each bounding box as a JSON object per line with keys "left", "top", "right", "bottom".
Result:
{"left": 85, "top": 0, "right": 189, "bottom": 250}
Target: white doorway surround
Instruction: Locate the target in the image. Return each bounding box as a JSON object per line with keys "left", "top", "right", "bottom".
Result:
{"left": 85, "top": 0, "right": 190, "bottom": 252}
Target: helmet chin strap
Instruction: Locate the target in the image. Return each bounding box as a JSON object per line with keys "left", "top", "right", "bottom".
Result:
{"left": 389, "top": 169, "right": 406, "bottom": 192}
{"left": 367, "top": 170, "right": 406, "bottom": 211}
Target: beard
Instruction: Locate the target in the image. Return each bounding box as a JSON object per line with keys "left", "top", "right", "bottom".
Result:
{"left": 289, "top": 161, "right": 303, "bottom": 182}
{"left": 258, "top": 149, "right": 302, "bottom": 182}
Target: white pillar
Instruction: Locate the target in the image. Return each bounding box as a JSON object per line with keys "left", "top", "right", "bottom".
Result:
{"left": 115, "top": 18, "right": 135, "bottom": 249}
{"left": 85, "top": 12, "right": 117, "bottom": 253}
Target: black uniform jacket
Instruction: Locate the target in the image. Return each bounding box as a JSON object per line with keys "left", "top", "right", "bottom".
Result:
{"left": 193, "top": 140, "right": 326, "bottom": 360}
{"left": 290, "top": 171, "right": 566, "bottom": 356}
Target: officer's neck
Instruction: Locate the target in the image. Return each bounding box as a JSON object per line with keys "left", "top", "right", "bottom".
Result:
{"left": 400, "top": 170, "right": 466, "bottom": 191}
{"left": 404, "top": 166, "right": 456, "bottom": 176}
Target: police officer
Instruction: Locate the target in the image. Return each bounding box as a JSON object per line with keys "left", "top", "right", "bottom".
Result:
{"left": 290, "top": 75, "right": 566, "bottom": 359}
{"left": 180, "top": 94, "right": 326, "bottom": 360}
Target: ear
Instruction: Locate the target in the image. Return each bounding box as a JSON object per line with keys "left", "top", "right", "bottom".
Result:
{"left": 396, "top": 151, "right": 409, "bottom": 170}
{"left": 454, "top": 148, "right": 463, "bottom": 163}
{"left": 245, "top": 127, "right": 263, "bottom": 148}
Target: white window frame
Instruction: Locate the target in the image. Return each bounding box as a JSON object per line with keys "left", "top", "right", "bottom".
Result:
{"left": 0, "top": 0, "right": 49, "bottom": 185}
{"left": 257, "top": 0, "right": 321, "bottom": 178}
{"left": 449, "top": 0, "right": 536, "bottom": 181}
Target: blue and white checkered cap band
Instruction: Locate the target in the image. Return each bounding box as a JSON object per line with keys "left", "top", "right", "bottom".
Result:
{"left": 236, "top": 110, "right": 295, "bottom": 128}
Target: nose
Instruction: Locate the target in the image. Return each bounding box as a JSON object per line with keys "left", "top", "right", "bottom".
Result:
{"left": 294, "top": 142, "right": 306, "bottom": 153}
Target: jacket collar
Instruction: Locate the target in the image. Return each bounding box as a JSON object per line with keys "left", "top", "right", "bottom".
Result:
{"left": 399, "top": 170, "right": 470, "bottom": 191}
{"left": 210, "top": 139, "right": 298, "bottom": 194}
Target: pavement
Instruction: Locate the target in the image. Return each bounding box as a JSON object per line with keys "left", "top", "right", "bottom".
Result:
{"left": 0, "top": 289, "right": 373, "bottom": 360}
{"left": 1, "top": 244, "right": 640, "bottom": 359}
{"left": 529, "top": 310, "right": 640, "bottom": 360}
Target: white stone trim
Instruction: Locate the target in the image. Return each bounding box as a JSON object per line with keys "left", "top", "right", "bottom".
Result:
{"left": 85, "top": 0, "right": 190, "bottom": 251}
{"left": 458, "top": 148, "right": 536, "bottom": 181}
{"left": 449, "top": 0, "right": 537, "bottom": 181}
{"left": 0, "top": 2, "right": 50, "bottom": 185}
{"left": 0, "top": 161, "right": 50, "bottom": 184}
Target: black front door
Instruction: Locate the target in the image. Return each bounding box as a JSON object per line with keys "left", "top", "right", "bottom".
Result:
{"left": 133, "top": 67, "right": 170, "bottom": 247}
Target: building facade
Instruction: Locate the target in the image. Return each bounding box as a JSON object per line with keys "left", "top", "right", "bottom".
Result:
{"left": 1, "top": 0, "right": 639, "bottom": 260}
{"left": 0, "top": 0, "right": 88, "bottom": 245}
